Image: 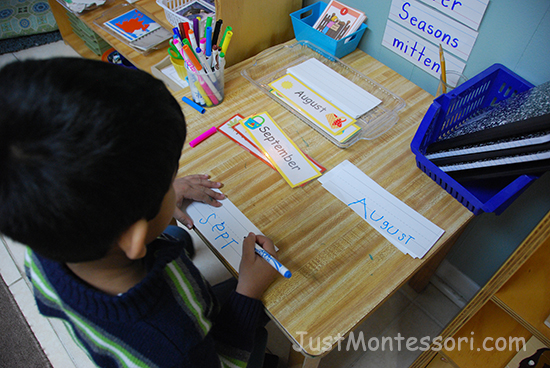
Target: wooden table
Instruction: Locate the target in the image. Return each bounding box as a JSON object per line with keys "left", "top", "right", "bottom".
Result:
{"left": 172, "top": 44, "right": 473, "bottom": 366}
{"left": 48, "top": 1, "right": 473, "bottom": 364}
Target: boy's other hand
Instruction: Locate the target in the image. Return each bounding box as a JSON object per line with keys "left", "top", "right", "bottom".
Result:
{"left": 236, "top": 233, "right": 278, "bottom": 300}
{"left": 173, "top": 175, "right": 225, "bottom": 228}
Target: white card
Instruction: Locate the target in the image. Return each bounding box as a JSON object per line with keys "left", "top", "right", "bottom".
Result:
{"left": 319, "top": 160, "right": 444, "bottom": 258}
{"left": 185, "top": 190, "right": 263, "bottom": 272}
{"left": 287, "top": 58, "right": 381, "bottom": 119}
{"left": 269, "top": 74, "right": 356, "bottom": 135}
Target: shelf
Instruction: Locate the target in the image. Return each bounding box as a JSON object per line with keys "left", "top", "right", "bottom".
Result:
{"left": 425, "top": 353, "right": 457, "bottom": 368}
{"left": 63, "top": 33, "right": 103, "bottom": 60}
{"left": 48, "top": 0, "right": 168, "bottom": 72}
{"left": 494, "top": 233, "right": 550, "bottom": 345}
{"left": 444, "top": 300, "right": 531, "bottom": 368}
{"left": 410, "top": 211, "right": 550, "bottom": 368}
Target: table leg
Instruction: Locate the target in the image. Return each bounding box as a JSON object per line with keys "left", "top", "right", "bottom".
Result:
{"left": 408, "top": 226, "right": 467, "bottom": 293}
{"left": 287, "top": 348, "right": 321, "bottom": 368}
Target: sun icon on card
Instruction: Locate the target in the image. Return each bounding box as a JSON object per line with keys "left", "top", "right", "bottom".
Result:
{"left": 281, "top": 81, "right": 293, "bottom": 89}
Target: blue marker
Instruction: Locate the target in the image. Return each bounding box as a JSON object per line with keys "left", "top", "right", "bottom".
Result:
{"left": 254, "top": 244, "right": 292, "bottom": 279}
{"left": 205, "top": 26, "right": 212, "bottom": 58}
{"left": 181, "top": 96, "right": 205, "bottom": 114}
{"left": 172, "top": 27, "right": 181, "bottom": 41}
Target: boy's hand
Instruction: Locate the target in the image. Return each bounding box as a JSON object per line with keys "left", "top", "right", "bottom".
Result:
{"left": 236, "top": 233, "right": 278, "bottom": 300}
{"left": 173, "top": 175, "right": 225, "bottom": 228}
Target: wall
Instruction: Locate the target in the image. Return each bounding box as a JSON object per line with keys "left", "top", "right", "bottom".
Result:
{"left": 304, "top": 0, "right": 550, "bottom": 95}
{"left": 446, "top": 172, "right": 550, "bottom": 286}
{"left": 304, "top": 0, "right": 550, "bottom": 285}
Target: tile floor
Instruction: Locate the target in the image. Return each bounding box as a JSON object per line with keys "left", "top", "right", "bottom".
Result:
{"left": 0, "top": 41, "right": 465, "bottom": 368}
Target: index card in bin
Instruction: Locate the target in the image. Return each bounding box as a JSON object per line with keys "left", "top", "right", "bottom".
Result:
{"left": 241, "top": 41, "right": 405, "bottom": 149}
{"left": 290, "top": 2, "right": 367, "bottom": 59}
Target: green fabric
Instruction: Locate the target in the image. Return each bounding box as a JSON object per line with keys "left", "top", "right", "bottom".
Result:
{"left": 0, "top": 0, "right": 58, "bottom": 40}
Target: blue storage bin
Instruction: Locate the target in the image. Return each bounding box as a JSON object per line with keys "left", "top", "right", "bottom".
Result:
{"left": 290, "top": 2, "right": 367, "bottom": 59}
{"left": 411, "top": 64, "right": 536, "bottom": 215}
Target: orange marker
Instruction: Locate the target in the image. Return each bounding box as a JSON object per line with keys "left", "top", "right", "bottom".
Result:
{"left": 183, "top": 44, "right": 202, "bottom": 71}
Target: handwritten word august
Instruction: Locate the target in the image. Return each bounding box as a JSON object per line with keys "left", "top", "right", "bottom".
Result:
{"left": 199, "top": 213, "right": 239, "bottom": 249}
{"left": 348, "top": 199, "right": 415, "bottom": 245}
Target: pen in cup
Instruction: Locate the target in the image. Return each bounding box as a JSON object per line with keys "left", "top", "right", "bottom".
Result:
{"left": 212, "top": 19, "right": 223, "bottom": 46}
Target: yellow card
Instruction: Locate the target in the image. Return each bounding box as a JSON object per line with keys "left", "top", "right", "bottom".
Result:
{"left": 240, "top": 112, "right": 322, "bottom": 188}
{"left": 269, "top": 74, "right": 356, "bottom": 135}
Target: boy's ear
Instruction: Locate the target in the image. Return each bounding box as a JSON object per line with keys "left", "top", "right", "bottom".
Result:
{"left": 117, "top": 219, "right": 148, "bottom": 260}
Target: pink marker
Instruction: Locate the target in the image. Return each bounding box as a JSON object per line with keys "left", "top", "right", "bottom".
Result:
{"left": 189, "top": 126, "right": 217, "bottom": 147}
{"left": 198, "top": 76, "right": 219, "bottom": 105}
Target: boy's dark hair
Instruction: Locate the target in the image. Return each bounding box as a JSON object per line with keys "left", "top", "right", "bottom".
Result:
{"left": 0, "top": 58, "right": 186, "bottom": 263}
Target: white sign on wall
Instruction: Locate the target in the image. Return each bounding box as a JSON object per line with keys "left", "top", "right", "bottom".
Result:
{"left": 417, "top": 0, "right": 489, "bottom": 31}
{"left": 388, "top": 0, "right": 479, "bottom": 61}
{"left": 382, "top": 20, "right": 466, "bottom": 85}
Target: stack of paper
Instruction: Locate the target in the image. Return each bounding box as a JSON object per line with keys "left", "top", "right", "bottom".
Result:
{"left": 288, "top": 58, "right": 382, "bottom": 119}
{"left": 62, "top": 0, "right": 106, "bottom": 13}
{"left": 184, "top": 189, "right": 264, "bottom": 272}
{"left": 318, "top": 160, "right": 445, "bottom": 259}
{"left": 267, "top": 58, "right": 381, "bottom": 144}
{"left": 312, "top": 0, "right": 366, "bottom": 40}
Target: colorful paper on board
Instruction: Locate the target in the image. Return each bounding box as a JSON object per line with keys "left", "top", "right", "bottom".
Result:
{"left": 228, "top": 115, "right": 326, "bottom": 174}
{"left": 269, "top": 74, "right": 356, "bottom": 135}
{"left": 240, "top": 112, "right": 322, "bottom": 188}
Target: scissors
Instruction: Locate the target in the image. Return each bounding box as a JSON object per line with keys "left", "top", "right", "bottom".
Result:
{"left": 168, "top": 39, "right": 183, "bottom": 60}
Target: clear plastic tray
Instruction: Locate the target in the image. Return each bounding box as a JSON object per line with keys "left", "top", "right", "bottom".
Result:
{"left": 241, "top": 41, "right": 406, "bottom": 148}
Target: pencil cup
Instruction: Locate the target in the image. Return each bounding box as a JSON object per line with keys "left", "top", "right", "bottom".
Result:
{"left": 170, "top": 56, "right": 187, "bottom": 81}
{"left": 437, "top": 70, "right": 468, "bottom": 96}
{"left": 186, "top": 65, "right": 224, "bottom": 107}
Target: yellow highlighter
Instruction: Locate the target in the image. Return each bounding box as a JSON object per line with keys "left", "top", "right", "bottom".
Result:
{"left": 221, "top": 30, "right": 233, "bottom": 55}
{"left": 194, "top": 81, "right": 213, "bottom": 107}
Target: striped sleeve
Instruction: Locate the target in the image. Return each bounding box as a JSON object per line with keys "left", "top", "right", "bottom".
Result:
{"left": 24, "top": 249, "right": 157, "bottom": 368}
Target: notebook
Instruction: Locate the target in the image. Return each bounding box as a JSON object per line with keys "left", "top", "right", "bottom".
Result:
{"left": 95, "top": 4, "right": 172, "bottom": 52}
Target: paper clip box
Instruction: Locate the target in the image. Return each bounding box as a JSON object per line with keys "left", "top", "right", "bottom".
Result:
{"left": 290, "top": 2, "right": 367, "bottom": 59}
{"left": 411, "top": 64, "right": 536, "bottom": 215}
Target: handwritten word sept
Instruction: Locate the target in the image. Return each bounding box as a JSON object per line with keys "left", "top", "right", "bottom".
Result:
{"left": 199, "top": 213, "right": 239, "bottom": 249}
{"left": 348, "top": 199, "right": 416, "bottom": 245}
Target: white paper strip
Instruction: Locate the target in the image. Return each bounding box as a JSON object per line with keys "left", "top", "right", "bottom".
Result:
{"left": 287, "top": 58, "right": 381, "bottom": 119}
{"left": 382, "top": 20, "right": 466, "bottom": 85}
{"left": 318, "top": 160, "right": 445, "bottom": 258}
{"left": 186, "top": 190, "right": 263, "bottom": 272}
{"left": 388, "top": 0, "right": 479, "bottom": 61}
{"left": 417, "top": 0, "right": 489, "bottom": 31}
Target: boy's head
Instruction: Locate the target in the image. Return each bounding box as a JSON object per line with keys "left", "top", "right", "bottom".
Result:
{"left": 0, "top": 58, "right": 186, "bottom": 263}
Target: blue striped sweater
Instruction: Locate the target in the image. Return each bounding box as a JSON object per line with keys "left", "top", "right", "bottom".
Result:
{"left": 24, "top": 232, "right": 263, "bottom": 368}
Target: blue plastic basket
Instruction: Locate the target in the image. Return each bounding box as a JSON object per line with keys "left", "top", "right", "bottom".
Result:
{"left": 411, "top": 64, "right": 536, "bottom": 215}
{"left": 290, "top": 2, "right": 367, "bottom": 59}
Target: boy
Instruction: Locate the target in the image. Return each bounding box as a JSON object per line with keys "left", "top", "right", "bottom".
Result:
{"left": 0, "top": 58, "right": 278, "bottom": 367}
